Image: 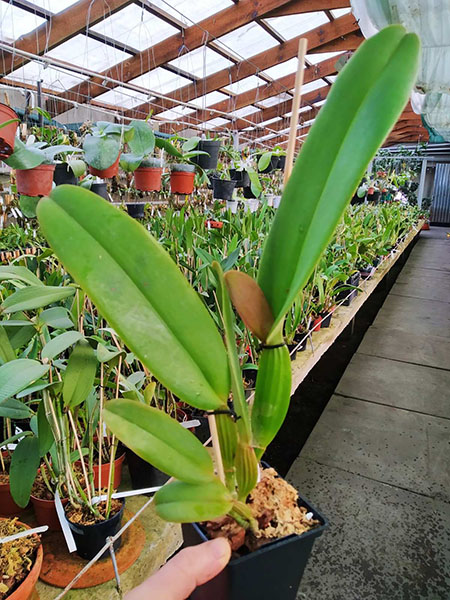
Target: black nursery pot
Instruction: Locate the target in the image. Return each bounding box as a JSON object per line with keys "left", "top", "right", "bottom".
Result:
{"left": 277, "top": 155, "right": 286, "bottom": 171}
{"left": 53, "top": 163, "right": 78, "bottom": 186}
{"left": 90, "top": 182, "right": 108, "bottom": 200}
{"left": 182, "top": 492, "right": 327, "bottom": 600}
{"left": 66, "top": 500, "right": 125, "bottom": 560}
{"left": 192, "top": 140, "right": 221, "bottom": 170}
{"left": 242, "top": 185, "right": 258, "bottom": 199}
{"left": 258, "top": 155, "right": 279, "bottom": 174}
{"left": 126, "top": 448, "right": 170, "bottom": 490}
{"left": 229, "top": 169, "right": 250, "bottom": 188}
{"left": 320, "top": 312, "right": 332, "bottom": 328}
{"left": 212, "top": 178, "right": 236, "bottom": 201}
{"left": 126, "top": 203, "right": 146, "bottom": 219}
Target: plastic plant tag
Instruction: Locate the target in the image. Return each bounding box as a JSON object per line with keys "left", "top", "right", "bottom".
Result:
{"left": 55, "top": 490, "right": 77, "bottom": 553}
{"left": 0, "top": 525, "right": 48, "bottom": 544}
{"left": 181, "top": 419, "right": 201, "bottom": 429}
{"left": 91, "top": 486, "right": 162, "bottom": 505}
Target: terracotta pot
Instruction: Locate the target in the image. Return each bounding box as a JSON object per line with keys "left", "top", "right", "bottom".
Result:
{"left": 88, "top": 154, "right": 120, "bottom": 178}
{"left": 421, "top": 222, "right": 430, "bottom": 231}
{"left": 0, "top": 481, "right": 23, "bottom": 517}
{"left": 134, "top": 167, "right": 163, "bottom": 191}
{"left": 31, "top": 494, "right": 68, "bottom": 531}
{"left": 170, "top": 171, "right": 195, "bottom": 195}
{"left": 312, "top": 316, "right": 322, "bottom": 332}
{"left": 91, "top": 452, "right": 125, "bottom": 490}
{"left": 15, "top": 164, "right": 55, "bottom": 197}
{"left": 0, "top": 104, "right": 19, "bottom": 159}
{"left": 1, "top": 519, "right": 43, "bottom": 600}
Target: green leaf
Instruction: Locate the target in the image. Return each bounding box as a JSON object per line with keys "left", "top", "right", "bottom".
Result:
{"left": 42, "top": 330, "right": 83, "bottom": 360}
{"left": 39, "top": 306, "right": 73, "bottom": 329}
{"left": 128, "top": 121, "right": 155, "bottom": 156}
{"left": 257, "top": 26, "right": 420, "bottom": 333}
{"left": 68, "top": 159, "right": 86, "bottom": 178}
{"left": 96, "top": 343, "right": 125, "bottom": 364}
{"left": 2, "top": 285, "right": 75, "bottom": 313}
{"left": 3, "top": 138, "right": 44, "bottom": 170}
{"left": 0, "top": 325, "right": 16, "bottom": 363}
{"left": 0, "top": 359, "right": 49, "bottom": 403}
{"left": 37, "top": 185, "right": 230, "bottom": 411}
{"left": 19, "top": 195, "right": 40, "bottom": 219}
{"left": 0, "top": 265, "right": 43, "bottom": 287}
{"left": 37, "top": 401, "right": 54, "bottom": 456}
{"left": 120, "top": 153, "right": 142, "bottom": 173}
{"left": 182, "top": 136, "right": 200, "bottom": 153}
{"left": 4, "top": 323, "right": 35, "bottom": 350}
{"left": 0, "top": 118, "right": 19, "bottom": 130}
{"left": 63, "top": 340, "right": 97, "bottom": 409}
{"left": 155, "top": 137, "right": 183, "bottom": 158}
{"left": 257, "top": 151, "right": 272, "bottom": 172}
{"left": 16, "top": 379, "right": 51, "bottom": 398}
{"left": 83, "top": 135, "right": 120, "bottom": 170}
{"left": 104, "top": 399, "right": 216, "bottom": 484}
{"left": 154, "top": 479, "right": 233, "bottom": 523}
{"left": 0, "top": 398, "right": 32, "bottom": 419}
{"left": 9, "top": 435, "right": 40, "bottom": 507}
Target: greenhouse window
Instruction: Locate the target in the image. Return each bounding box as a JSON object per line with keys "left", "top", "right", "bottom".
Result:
{"left": 215, "top": 22, "right": 279, "bottom": 60}
{"left": 265, "top": 11, "right": 330, "bottom": 41}
{"left": 130, "top": 68, "right": 191, "bottom": 95}
{"left": 0, "top": 4, "right": 46, "bottom": 42}
{"left": 46, "top": 35, "right": 129, "bottom": 73}
{"left": 96, "top": 86, "right": 150, "bottom": 109}
{"left": 168, "top": 47, "right": 233, "bottom": 78}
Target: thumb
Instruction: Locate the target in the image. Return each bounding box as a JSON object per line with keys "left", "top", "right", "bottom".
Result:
{"left": 125, "top": 537, "right": 231, "bottom": 600}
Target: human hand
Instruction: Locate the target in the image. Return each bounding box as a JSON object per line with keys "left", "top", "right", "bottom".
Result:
{"left": 125, "top": 538, "right": 231, "bottom": 600}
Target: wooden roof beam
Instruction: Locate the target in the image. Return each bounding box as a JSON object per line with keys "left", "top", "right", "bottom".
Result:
{"left": 265, "top": 0, "right": 350, "bottom": 18}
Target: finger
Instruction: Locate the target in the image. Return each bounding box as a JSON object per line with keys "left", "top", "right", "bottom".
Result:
{"left": 125, "top": 537, "right": 231, "bottom": 600}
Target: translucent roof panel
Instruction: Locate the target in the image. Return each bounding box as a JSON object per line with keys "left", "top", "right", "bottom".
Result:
{"left": 223, "top": 76, "right": 265, "bottom": 95}
{"left": 331, "top": 8, "right": 352, "bottom": 18}
{"left": 313, "top": 99, "right": 327, "bottom": 107}
{"left": 157, "top": 106, "right": 196, "bottom": 121}
{"left": 307, "top": 51, "right": 343, "bottom": 65}
{"left": 301, "top": 79, "right": 328, "bottom": 94}
{"left": 215, "top": 22, "right": 278, "bottom": 60}
{"left": 257, "top": 116, "right": 281, "bottom": 127}
{"left": 91, "top": 5, "right": 178, "bottom": 52}
{"left": 96, "top": 86, "right": 150, "bottom": 109}
{"left": 190, "top": 91, "right": 229, "bottom": 108}
{"left": 46, "top": 35, "right": 129, "bottom": 73}
{"left": 130, "top": 68, "right": 191, "bottom": 95}
{"left": 231, "top": 106, "right": 258, "bottom": 119}
{"left": 0, "top": 4, "right": 46, "bottom": 42}
{"left": 8, "top": 61, "right": 89, "bottom": 92}
{"left": 257, "top": 93, "right": 291, "bottom": 108}
{"left": 149, "top": 0, "right": 234, "bottom": 26}
{"left": 203, "top": 117, "right": 230, "bottom": 128}
{"left": 266, "top": 12, "right": 329, "bottom": 41}
{"left": 262, "top": 58, "right": 303, "bottom": 81}
{"left": 284, "top": 106, "right": 313, "bottom": 117}
{"left": 168, "top": 47, "right": 233, "bottom": 78}
{"left": 31, "top": 0, "right": 80, "bottom": 13}
{"left": 327, "top": 75, "right": 338, "bottom": 83}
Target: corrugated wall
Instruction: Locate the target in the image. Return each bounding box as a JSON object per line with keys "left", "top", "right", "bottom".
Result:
{"left": 432, "top": 163, "right": 450, "bottom": 224}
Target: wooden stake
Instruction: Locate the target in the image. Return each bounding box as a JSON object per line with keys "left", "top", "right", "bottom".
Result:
{"left": 284, "top": 38, "right": 308, "bottom": 186}
{"left": 207, "top": 414, "right": 225, "bottom": 485}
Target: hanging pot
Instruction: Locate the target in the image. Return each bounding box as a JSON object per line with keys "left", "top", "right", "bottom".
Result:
{"left": 88, "top": 154, "right": 120, "bottom": 178}
{"left": 134, "top": 167, "right": 163, "bottom": 191}
{"left": 126, "top": 203, "right": 146, "bottom": 219}
{"left": 15, "top": 164, "right": 55, "bottom": 197}
{"left": 90, "top": 182, "right": 109, "bottom": 200}
{"left": 3, "top": 519, "right": 43, "bottom": 600}
{"left": 53, "top": 163, "right": 78, "bottom": 186}
{"left": 230, "top": 169, "right": 250, "bottom": 188}
{"left": 182, "top": 489, "right": 327, "bottom": 600}
{"left": 258, "top": 156, "right": 279, "bottom": 174}
{"left": 31, "top": 494, "right": 68, "bottom": 531}
{"left": 243, "top": 186, "right": 258, "bottom": 199}
{"left": 65, "top": 500, "right": 125, "bottom": 560}
{"left": 170, "top": 171, "right": 195, "bottom": 195}
{"left": 277, "top": 155, "right": 286, "bottom": 171}
{"left": 212, "top": 178, "right": 236, "bottom": 201}
{"left": 0, "top": 104, "right": 19, "bottom": 159}
{"left": 191, "top": 140, "right": 221, "bottom": 170}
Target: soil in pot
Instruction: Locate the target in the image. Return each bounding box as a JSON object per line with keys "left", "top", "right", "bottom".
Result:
{"left": 53, "top": 163, "right": 78, "bottom": 186}
{"left": 0, "top": 518, "right": 43, "bottom": 600}
{"left": 170, "top": 171, "right": 195, "bottom": 195}
{"left": 212, "top": 178, "right": 236, "bottom": 201}
{"left": 15, "top": 165, "right": 55, "bottom": 197}
{"left": 192, "top": 140, "right": 221, "bottom": 170}
{"left": 88, "top": 155, "right": 120, "bottom": 178}
{"left": 0, "top": 104, "right": 19, "bottom": 159}
{"left": 134, "top": 167, "right": 162, "bottom": 192}
{"left": 183, "top": 468, "right": 327, "bottom": 600}
{"left": 230, "top": 169, "right": 250, "bottom": 188}
{"left": 65, "top": 498, "right": 124, "bottom": 560}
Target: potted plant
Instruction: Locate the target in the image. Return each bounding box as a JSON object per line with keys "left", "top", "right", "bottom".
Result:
{"left": 191, "top": 136, "right": 222, "bottom": 171}
{"left": 36, "top": 26, "right": 419, "bottom": 599}
{"left": 212, "top": 163, "right": 236, "bottom": 202}
{"left": 256, "top": 147, "right": 286, "bottom": 174}
{"left": 0, "top": 518, "right": 43, "bottom": 600}
{"left": 0, "top": 105, "right": 19, "bottom": 159}
{"left": 53, "top": 158, "right": 86, "bottom": 187}
{"left": 83, "top": 121, "right": 133, "bottom": 178}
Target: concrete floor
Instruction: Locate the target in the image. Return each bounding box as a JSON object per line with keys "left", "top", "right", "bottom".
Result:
{"left": 288, "top": 227, "right": 450, "bottom": 599}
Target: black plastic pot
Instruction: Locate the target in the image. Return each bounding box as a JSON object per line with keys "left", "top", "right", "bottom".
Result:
{"left": 53, "top": 163, "right": 78, "bottom": 186}
{"left": 212, "top": 178, "right": 236, "bottom": 201}
{"left": 182, "top": 491, "right": 327, "bottom": 600}
{"left": 230, "top": 169, "right": 250, "bottom": 188}
{"left": 192, "top": 140, "right": 221, "bottom": 170}
{"left": 287, "top": 343, "right": 298, "bottom": 361}
{"left": 277, "top": 155, "right": 286, "bottom": 171}
{"left": 90, "top": 183, "right": 108, "bottom": 200}
{"left": 258, "top": 155, "right": 279, "bottom": 174}
{"left": 320, "top": 312, "right": 332, "bottom": 328}
{"left": 66, "top": 500, "right": 124, "bottom": 560}
{"left": 243, "top": 186, "right": 258, "bottom": 199}
{"left": 126, "top": 203, "right": 146, "bottom": 219}
{"left": 126, "top": 448, "right": 170, "bottom": 491}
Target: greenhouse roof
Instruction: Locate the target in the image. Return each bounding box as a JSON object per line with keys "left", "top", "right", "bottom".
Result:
{"left": 0, "top": 0, "right": 428, "bottom": 148}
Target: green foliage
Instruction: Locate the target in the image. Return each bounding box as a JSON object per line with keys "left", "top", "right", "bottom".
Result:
{"left": 9, "top": 435, "right": 41, "bottom": 507}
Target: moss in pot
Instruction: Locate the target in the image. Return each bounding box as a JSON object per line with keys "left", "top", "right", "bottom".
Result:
{"left": 36, "top": 26, "right": 420, "bottom": 600}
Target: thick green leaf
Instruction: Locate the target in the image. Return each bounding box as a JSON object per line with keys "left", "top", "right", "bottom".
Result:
{"left": 0, "top": 359, "right": 49, "bottom": 403}
{"left": 182, "top": 136, "right": 200, "bottom": 153}
{"left": 42, "top": 330, "right": 83, "bottom": 360}
{"left": 83, "top": 135, "right": 120, "bottom": 170}
{"left": 2, "top": 285, "right": 75, "bottom": 313}
{"left": 68, "top": 159, "right": 86, "bottom": 177}
{"left": 128, "top": 121, "right": 155, "bottom": 156}
{"left": 3, "top": 138, "right": 43, "bottom": 170}
{"left": 4, "top": 323, "right": 35, "bottom": 350}
{"left": 16, "top": 379, "right": 51, "bottom": 398}
{"left": 154, "top": 479, "right": 233, "bottom": 523}
{"left": 96, "top": 343, "right": 125, "bottom": 364}
{"left": 0, "top": 265, "right": 43, "bottom": 287}
{"left": 104, "top": 399, "right": 216, "bottom": 484}
{"left": 0, "top": 325, "right": 16, "bottom": 363}
{"left": 37, "top": 185, "right": 229, "bottom": 411}
{"left": 0, "top": 398, "right": 32, "bottom": 419}
{"left": 257, "top": 151, "right": 272, "bottom": 172}
{"left": 19, "top": 195, "right": 40, "bottom": 219}
{"left": 9, "top": 436, "right": 40, "bottom": 507}
{"left": 63, "top": 340, "right": 97, "bottom": 409}
{"left": 258, "top": 26, "right": 420, "bottom": 333}
{"left": 120, "top": 153, "right": 142, "bottom": 172}
{"left": 155, "top": 137, "right": 182, "bottom": 158}
{"left": 39, "top": 306, "right": 73, "bottom": 329}
{"left": 37, "top": 401, "right": 54, "bottom": 456}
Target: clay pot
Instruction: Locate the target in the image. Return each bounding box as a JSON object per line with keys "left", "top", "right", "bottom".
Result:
{"left": 0, "top": 104, "right": 19, "bottom": 159}
{"left": 31, "top": 494, "right": 68, "bottom": 531}
{"left": 5, "top": 520, "right": 43, "bottom": 600}
{"left": 134, "top": 167, "right": 163, "bottom": 191}
{"left": 88, "top": 154, "right": 120, "bottom": 178}
{"left": 312, "top": 316, "right": 322, "bottom": 332}
{"left": 170, "top": 171, "right": 195, "bottom": 195}
{"left": 15, "top": 164, "right": 55, "bottom": 197}
{"left": 0, "top": 481, "right": 23, "bottom": 517}
{"left": 91, "top": 452, "right": 125, "bottom": 490}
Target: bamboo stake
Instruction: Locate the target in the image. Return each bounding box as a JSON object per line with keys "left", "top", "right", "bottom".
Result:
{"left": 284, "top": 38, "right": 308, "bottom": 186}
{"left": 207, "top": 414, "right": 225, "bottom": 485}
